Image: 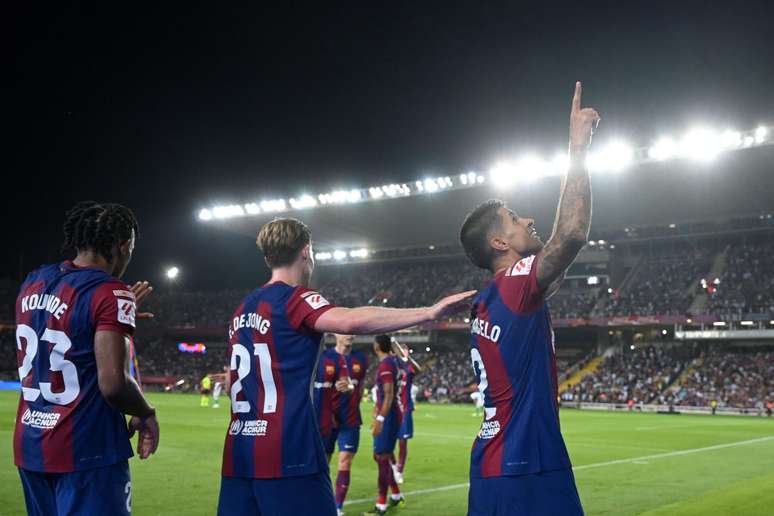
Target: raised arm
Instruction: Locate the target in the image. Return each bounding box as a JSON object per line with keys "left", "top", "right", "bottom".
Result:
{"left": 313, "top": 290, "right": 476, "bottom": 334}
{"left": 536, "top": 81, "right": 600, "bottom": 290}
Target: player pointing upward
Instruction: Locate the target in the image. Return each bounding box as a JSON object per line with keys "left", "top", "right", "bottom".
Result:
{"left": 459, "top": 82, "right": 599, "bottom": 516}
{"left": 217, "top": 218, "right": 474, "bottom": 516}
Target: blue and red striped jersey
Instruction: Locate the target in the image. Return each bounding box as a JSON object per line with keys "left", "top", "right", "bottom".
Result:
{"left": 313, "top": 347, "right": 342, "bottom": 437}
{"left": 221, "top": 282, "right": 335, "bottom": 479}
{"left": 375, "top": 356, "right": 403, "bottom": 419}
{"left": 333, "top": 350, "right": 367, "bottom": 428}
{"left": 398, "top": 360, "right": 415, "bottom": 413}
{"left": 468, "top": 254, "right": 572, "bottom": 478}
{"left": 13, "top": 261, "right": 137, "bottom": 473}
{"left": 313, "top": 348, "right": 367, "bottom": 432}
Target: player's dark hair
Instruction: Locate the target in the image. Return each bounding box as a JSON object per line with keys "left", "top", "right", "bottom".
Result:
{"left": 459, "top": 199, "right": 505, "bottom": 271}
{"left": 374, "top": 334, "right": 392, "bottom": 353}
{"left": 257, "top": 218, "right": 312, "bottom": 268}
{"left": 62, "top": 201, "right": 139, "bottom": 262}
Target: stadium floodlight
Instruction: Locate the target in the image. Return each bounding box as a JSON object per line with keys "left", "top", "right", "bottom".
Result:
{"left": 740, "top": 321, "right": 755, "bottom": 326}
{"left": 713, "top": 321, "right": 727, "bottom": 327}
{"left": 198, "top": 209, "right": 213, "bottom": 221}
{"left": 686, "top": 318, "right": 693, "bottom": 324}
{"left": 213, "top": 204, "right": 246, "bottom": 219}
{"left": 315, "top": 252, "right": 332, "bottom": 261}
{"left": 260, "top": 199, "right": 287, "bottom": 213}
{"left": 349, "top": 248, "right": 369, "bottom": 258}
{"left": 369, "top": 187, "right": 384, "bottom": 199}
{"left": 588, "top": 140, "right": 633, "bottom": 172}
{"left": 548, "top": 152, "right": 569, "bottom": 176}
{"left": 648, "top": 136, "right": 677, "bottom": 161}
{"left": 244, "top": 203, "right": 261, "bottom": 215}
{"left": 489, "top": 160, "right": 518, "bottom": 188}
{"left": 720, "top": 129, "right": 742, "bottom": 150}
{"left": 166, "top": 266, "right": 180, "bottom": 280}
{"left": 679, "top": 127, "right": 722, "bottom": 162}
{"left": 289, "top": 195, "right": 317, "bottom": 210}
{"left": 587, "top": 276, "right": 599, "bottom": 285}
{"left": 607, "top": 288, "right": 613, "bottom": 294}
{"left": 333, "top": 250, "right": 347, "bottom": 260}
{"left": 755, "top": 126, "right": 768, "bottom": 144}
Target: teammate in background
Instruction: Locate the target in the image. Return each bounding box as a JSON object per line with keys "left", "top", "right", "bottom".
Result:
{"left": 313, "top": 334, "right": 368, "bottom": 516}
{"left": 392, "top": 338, "right": 423, "bottom": 484}
{"left": 364, "top": 335, "right": 406, "bottom": 515}
{"left": 218, "top": 218, "right": 474, "bottom": 516}
{"left": 710, "top": 398, "right": 718, "bottom": 415}
{"left": 14, "top": 201, "right": 159, "bottom": 516}
{"left": 210, "top": 367, "right": 229, "bottom": 409}
{"left": 459, "top": 82, "right": 600, "bottom": 515}
{"left": 200, "top": 374, "right": 212, "bottom": 407}
{"left": 766, "top": 400, "right": 773, "bottom": 417}
{"left": 471, "top": 389, "right": 485, "bottom": 417}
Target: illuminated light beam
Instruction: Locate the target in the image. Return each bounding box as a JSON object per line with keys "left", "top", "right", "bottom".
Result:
{"left": 212, "top": 205, "right": 245, "bottom": 219}
{"left": 289, "top": 195, "right": 317, "bottom": 209}
{"left": 198, "top": 209, "right": 213, "bottom": 221}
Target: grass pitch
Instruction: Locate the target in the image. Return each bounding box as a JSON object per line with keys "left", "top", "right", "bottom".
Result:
{"left": 1, "top": 392, "right": 773, "bottom": 515}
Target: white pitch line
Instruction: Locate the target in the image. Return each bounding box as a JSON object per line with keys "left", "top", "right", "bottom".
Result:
{"left": 344, "top": 435, "right": 774, "bottom": 506}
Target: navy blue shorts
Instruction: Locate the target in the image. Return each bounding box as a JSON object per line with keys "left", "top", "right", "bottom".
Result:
{"left": 399, "top": 411, "right": 414, "bottom": 439}
{"left": 468, "top": 468, "right": 584, "bottom": 516}
{"left": 322, "top": 426, "right": 361, "bottom": 455}
{"left": 19, "top": 460, "right": 131, "bottom": 516}
{"left": 373, "top": 413, "right": 401, "bottom": 454}
{"left": 218, "top": 470, "right": 336, "bottom": 516}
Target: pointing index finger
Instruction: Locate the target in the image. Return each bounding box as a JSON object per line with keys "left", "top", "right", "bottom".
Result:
{"left": 572, "top": 81, "right": 582, "bottom": 112}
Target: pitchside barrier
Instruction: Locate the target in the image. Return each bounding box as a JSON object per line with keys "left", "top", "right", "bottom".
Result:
{"left": 565, "top": 401, "right": 771, "bottom": 417}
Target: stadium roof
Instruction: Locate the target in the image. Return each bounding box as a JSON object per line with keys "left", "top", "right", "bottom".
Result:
{"left": 203, "top": 145, "right": 774, "bottom": 252}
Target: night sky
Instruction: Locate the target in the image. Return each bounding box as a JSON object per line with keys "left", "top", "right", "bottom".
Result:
{"left": 7, "top": 2, "right": 774, "bottom": 288}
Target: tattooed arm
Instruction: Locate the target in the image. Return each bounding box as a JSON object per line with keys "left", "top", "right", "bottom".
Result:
{"left": 536, "top": 81, "right": 600, "bottom": 290}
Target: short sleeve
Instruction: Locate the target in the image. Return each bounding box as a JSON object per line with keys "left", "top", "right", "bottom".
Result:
{"left": 91, "top": 281, "right": 136, "bottom": 336}
{"left": 286, "top": 287, "right": 336, "bottom": 332}
{"left": 377, "top": 362, "right": 394, "bottom": 385}
{"left": 497, "top": 254, "right": 546, "bottom": 314}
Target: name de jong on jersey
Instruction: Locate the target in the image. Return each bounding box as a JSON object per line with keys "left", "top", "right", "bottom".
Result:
{"left": 222, "top": 282, "right": 335, "bottom": 479}
{"left": 469, "top": 254, "right": 572, "bottom": 478}
{"left": 14, "top": 261, "right": 137, "bottom": 473}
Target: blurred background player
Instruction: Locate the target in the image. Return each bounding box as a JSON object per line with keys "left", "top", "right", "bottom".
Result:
{"left": 200, "top": 374, "right": 212, "bottom": 407}
{"left": 314, "top": 334, "right": 368, "bottom": 516}
{"left": 459, "top": 82, "right": 599, "bottom": 516}
{"left": 471, "top": 389, "right": 485, "bottom": 417}
{"left": 364, "top": 335, "right": 406, "bottom": 515}
{"left": 218, "top": 218, "right": 474, "bottom": 516}
{"left": 210, "top": 367, "right": 229, "bottom": 409}
{"left": 14, "top": 201, "right": 159, "bottom": 516}
{"left": 391, "top": 337, "right": 423, "bottom": 484}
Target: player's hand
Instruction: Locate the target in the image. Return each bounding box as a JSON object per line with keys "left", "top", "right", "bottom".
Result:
{"left": 372, "top": 419, "right": 384, "bottom": 437}
{"left": 569, "top": 81, "right": 601, "bottom": 150}
{"left": 335, "top": 378, "right": 351, "bottom": 393}
{"left": 130, "top": 281, "right": 155, "bottom": 319}
{"left": 129, "top": 414, "right": 160, "bottom": 459}
{"left": 427, "top": 290, "right": 477, "bottom": 320}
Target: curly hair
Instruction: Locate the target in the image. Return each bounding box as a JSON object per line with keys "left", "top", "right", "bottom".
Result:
{"left": 62, "top": 201, "right": 139, "bottom": 262}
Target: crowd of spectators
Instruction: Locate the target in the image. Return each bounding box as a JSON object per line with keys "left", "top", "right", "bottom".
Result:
{"left": 593, "top": 248, "right": 713, "bottom": 317}
{"left": 671, "top": 347, "right": 774, "bottom": 409}
{"left": 564, "top": 345, "right": 695, "bottom": 404}
{"left": 706, "top": 241, "right": 774, "bottom": 319}
{"left": 134, "top": 339, "right": 228, "bottom": 391}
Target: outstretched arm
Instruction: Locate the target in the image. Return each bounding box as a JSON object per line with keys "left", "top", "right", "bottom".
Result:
{"left": 536, "top": 81, "right": 600, "bottom": 290}
{"left": 313, "top": 290, "right": 476, "bottom": 334}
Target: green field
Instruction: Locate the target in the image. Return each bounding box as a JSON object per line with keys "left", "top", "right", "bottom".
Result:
{"left": 2, "top": 392, "right": 773, "bottom": 515}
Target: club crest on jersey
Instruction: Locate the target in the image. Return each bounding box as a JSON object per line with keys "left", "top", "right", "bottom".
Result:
{"left": 507, "top": 255, "right": 535, "bottom": 277}
{"left": 352, "top": 363, "right": 361, "bottom": 373}
{"left": 117, "top": 299, "right": 137, "bottom": 327}
{"left": 21, "top": 408, "right": 61, "bottom": 430}
{"left": 301, "top": 291, "right": 330, "bottom": 310}
{"left": 325, "top": 364, "right": 335, "bottom": 376}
